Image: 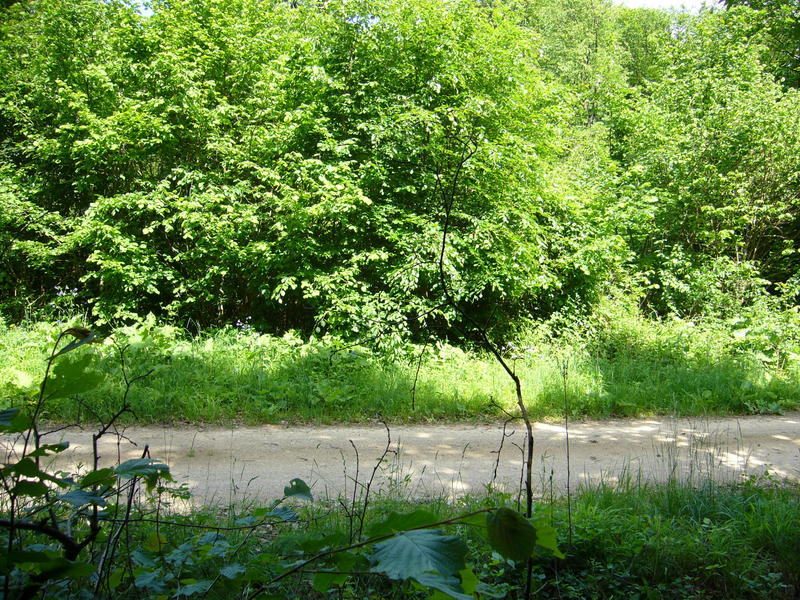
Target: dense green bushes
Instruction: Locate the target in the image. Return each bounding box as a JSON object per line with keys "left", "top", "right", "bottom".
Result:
{"left": 2, "top": 0, "right": 800, "bottom": 346}
{"left": 0, "top": 0, "right": 615, "bottom": 341}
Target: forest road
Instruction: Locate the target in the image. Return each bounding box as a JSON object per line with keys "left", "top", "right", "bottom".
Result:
{"left": 23, "top": 413, "right": 800, "bottom": 505}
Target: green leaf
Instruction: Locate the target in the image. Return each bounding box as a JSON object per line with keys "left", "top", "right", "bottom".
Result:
{"left": 11, "top": 480, "right": 49, "bottom": 497}
{"left": 369, "top": 529, "right": 467, "bottom": 580}
{"left": 3, "top": 550, "right": 52, "bottom": 572}
{"left": 312, "top": 570, "right": 348, "bottom": 593}
{"left": 530, "top": 515, "right": 564, "bottom": 558}
{"left": 265, "top": 506, "right": 297, "bottom": 522}
{"left": 46, "top": 354, "right": 104, "bottom": 399}
{"left": 452, "top": 511, "right": 488, "bottom": 529}
{"left": 115, "top": 458, "right": 170, "bottom": 480}
{"left": 366, "top": 509, "right": 439, "bottom": 538}
{"left": 415, "top": 572, "right": 473, "bottom": 600}
{"left": 486, "top": 508, "right": 536, "bottom": 563}
{"left": 58, "top": 489, "right": 107, "bottom": 507}
{"left": 28, "top": 442, "right": 69, "bottom": 458}
{"left": 177, "top": 579, "right": 212, "bottom": 596}
{"left": 459, "top": 566, "right": 479, "bottom": 596}
{"left": 0, "top": 407, "right": 32, "bottom": 433}
{"left": 108, "top": 568, "right": 124, "bottom": 590}
{"left": 51, "top": 330, "right": 97, "bottom": 359}
{"left": 80, "top": 468, "right": 116, "bottom": 488}
{"left": 144, "top": 531, "right": 168, "bottom": 553}
{"left": 283, "top": 478, "right": 312, "bottom": 501}
{"left": 298, "top": 532, "right": 348, "bottom": 554}
{"left": 311, "top": 551, "right": 360, "bottom": 592}
{"left": 219, "top": 563, "right": 245, "bottom": 580}
{"left": 39, "top": 559, "right": 94, "bottom": 579}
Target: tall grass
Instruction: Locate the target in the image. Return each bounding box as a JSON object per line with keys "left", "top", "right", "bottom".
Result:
{"left": 1, "top": 309, "right": 799, "bottom": 424}
{"left": 128, "top": 476, "right": 800, "bottom": 599}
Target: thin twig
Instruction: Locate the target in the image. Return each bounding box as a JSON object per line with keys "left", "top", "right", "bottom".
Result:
{"left": 356, "top": 421, "right": 392, "bottom": 540}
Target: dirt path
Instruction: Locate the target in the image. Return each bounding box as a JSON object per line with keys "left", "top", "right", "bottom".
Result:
{"left": 14, "top": 413, "right": 800, "bottom": 504}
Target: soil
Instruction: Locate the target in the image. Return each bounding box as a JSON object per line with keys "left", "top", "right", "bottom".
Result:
{"left": 14, "top": 413, "right": 800, "bottom": 504}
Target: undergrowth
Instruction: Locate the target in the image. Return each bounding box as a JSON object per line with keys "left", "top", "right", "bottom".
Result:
{"left": 2, "top": 308, "right": 800, "bottom": 424}
{"left": 38, "top": 478, "right": 796, "bottom": 599}
{"left": 2, "top": 323, "right": 799, "bottom": 599}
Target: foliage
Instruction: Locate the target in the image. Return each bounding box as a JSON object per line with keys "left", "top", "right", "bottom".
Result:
{"left": 0, "top": 0, "right": 618, "bottom": 343}
{"left": 0, "top": 329, "right": 561, "bottom": 599}
{"left": 531, "top": 477, "right": 800, "bottom": 599}
{"left": 3, "top": 314, "right": 800, "bottom": 426}
{"left": 725, "top": 0, "right": 800, "bottom": 88}
{"left": 612, "top": 6, "right": 800, "bottom": 317}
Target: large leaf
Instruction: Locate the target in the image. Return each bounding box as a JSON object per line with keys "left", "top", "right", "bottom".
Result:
{"left": 80, "top": 468, "right": 116, "bottom": 488}
{"left": 3, "top": 457, "right": 67, "bottom": 485}
{"left": 265, "top": 506, "right": 298, "bottom": 522}
{"left": 115, "top": 458, "right": 170, "bottom": 480}
{"left": 46, "top": 354, "right": 104, "bottom": 399}
{"left": 312, "top": 551, "right": 360, "bottom": 592}
{"left": 530, "top": 515, "right": 564, "bottom": 558}
{"left": 486, "top": 508, "right": 537, "bottom": 563}
{"left": 0, "top": 407, "right": 32, "bottom": 433}
{"left": 58, "top": 489, "right": 107, "bottom": 508}
{"left": 366, "top": 509, "right": 439, "bottom": 538}
{"left": 51, "top": 328, "right": 97, "bottom": 359}
{"left": 28, "top": 442, "right": 69, "bottom": 458}
{"left": 415, "top": 572, "right": 473, "bottom": 600}
{"left": 10, "top": 480, "right": 48, "bottom": 497}
{"left": 369, "top": 529, "right": 467, "bottom": 581}
{"left": 177, "top": 579, "right": 212, "bottom": 597}
{"left": 38, "top": 559, "right": 95, "bottom": 579}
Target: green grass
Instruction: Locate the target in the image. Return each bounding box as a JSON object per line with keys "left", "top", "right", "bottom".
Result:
{"left": 1, "top": 313, "right": 800, "bottom": 424}
{"left": 537, "top": 476, "right": 800, "bottom": 598}
{"left": 91, "top": 476, "right": 800, "bottom": 599}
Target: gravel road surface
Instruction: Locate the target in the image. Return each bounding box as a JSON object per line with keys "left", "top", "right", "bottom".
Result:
{"left": 9, "top": 413, "right": 799, "bottom": 504}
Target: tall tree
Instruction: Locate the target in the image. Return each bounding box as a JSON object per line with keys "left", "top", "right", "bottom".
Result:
{"left": 617, "top": 7, "right": 800, "bottom": 315}
{"left": 725, "top": 0, "right": 800, "bottom": 87}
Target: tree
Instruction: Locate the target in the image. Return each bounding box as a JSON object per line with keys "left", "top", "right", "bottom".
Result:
{"left": 615, "top": 7, "right": 800, "bottom": 315}
{"left": 0, "top": 0, "right": 618, "bottom": 342}
{"left": 725, "top": 0, "right": 800, "bottom": 87}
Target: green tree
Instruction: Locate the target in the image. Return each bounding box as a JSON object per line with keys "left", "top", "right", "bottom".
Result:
{"left": 0, "top": 0, "right": 618, "bottom": 343}
{"left": 725, "top": 0, "right": 800, "bottom": 87}
{"left": 616, "top": 7, "right": 800, "bottom": 315}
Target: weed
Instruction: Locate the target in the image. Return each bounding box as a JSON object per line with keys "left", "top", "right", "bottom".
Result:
{"left": 2, "top": 316, "right": 799, "bottom": 424}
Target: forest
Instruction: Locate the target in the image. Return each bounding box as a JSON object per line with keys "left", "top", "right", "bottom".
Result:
{"left": 1, "top": 0, "right": 800, "bottom": 599}
{"left": 0, "top": 0, "right": 798, "bottom": 342}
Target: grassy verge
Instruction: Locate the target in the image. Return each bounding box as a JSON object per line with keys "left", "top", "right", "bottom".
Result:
{"left": 1, "top": 313, "right": 800, "bottom": 424}
{"left": 69, "top": 477, "right": 800, "bottom": 599}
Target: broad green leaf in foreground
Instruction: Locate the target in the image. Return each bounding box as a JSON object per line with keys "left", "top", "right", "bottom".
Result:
{"left": 530, "top": 515, "right": 564, "bottom": 558}
{"left": 115, "top": 458, "right": 170, "bottom": 480}
{"left": 416, "top": 572, "right": 473, "bottom": 600}
{"left": 369, "top": 529, "right": 467, "bottom": 580}
{"left": 58, "top": 489, "right": 107, "bottom": 508}
{"left": 46, "top": 354, "right": 104, "bottom": 399}
{"left": 28, "top": 442, "right": 69, "bottom": 458}
{"left": 486, "top": 508, "right": 565, "bottom": 562}
{"left": 486, "top": 508, "right": 537, "bottom": 562}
